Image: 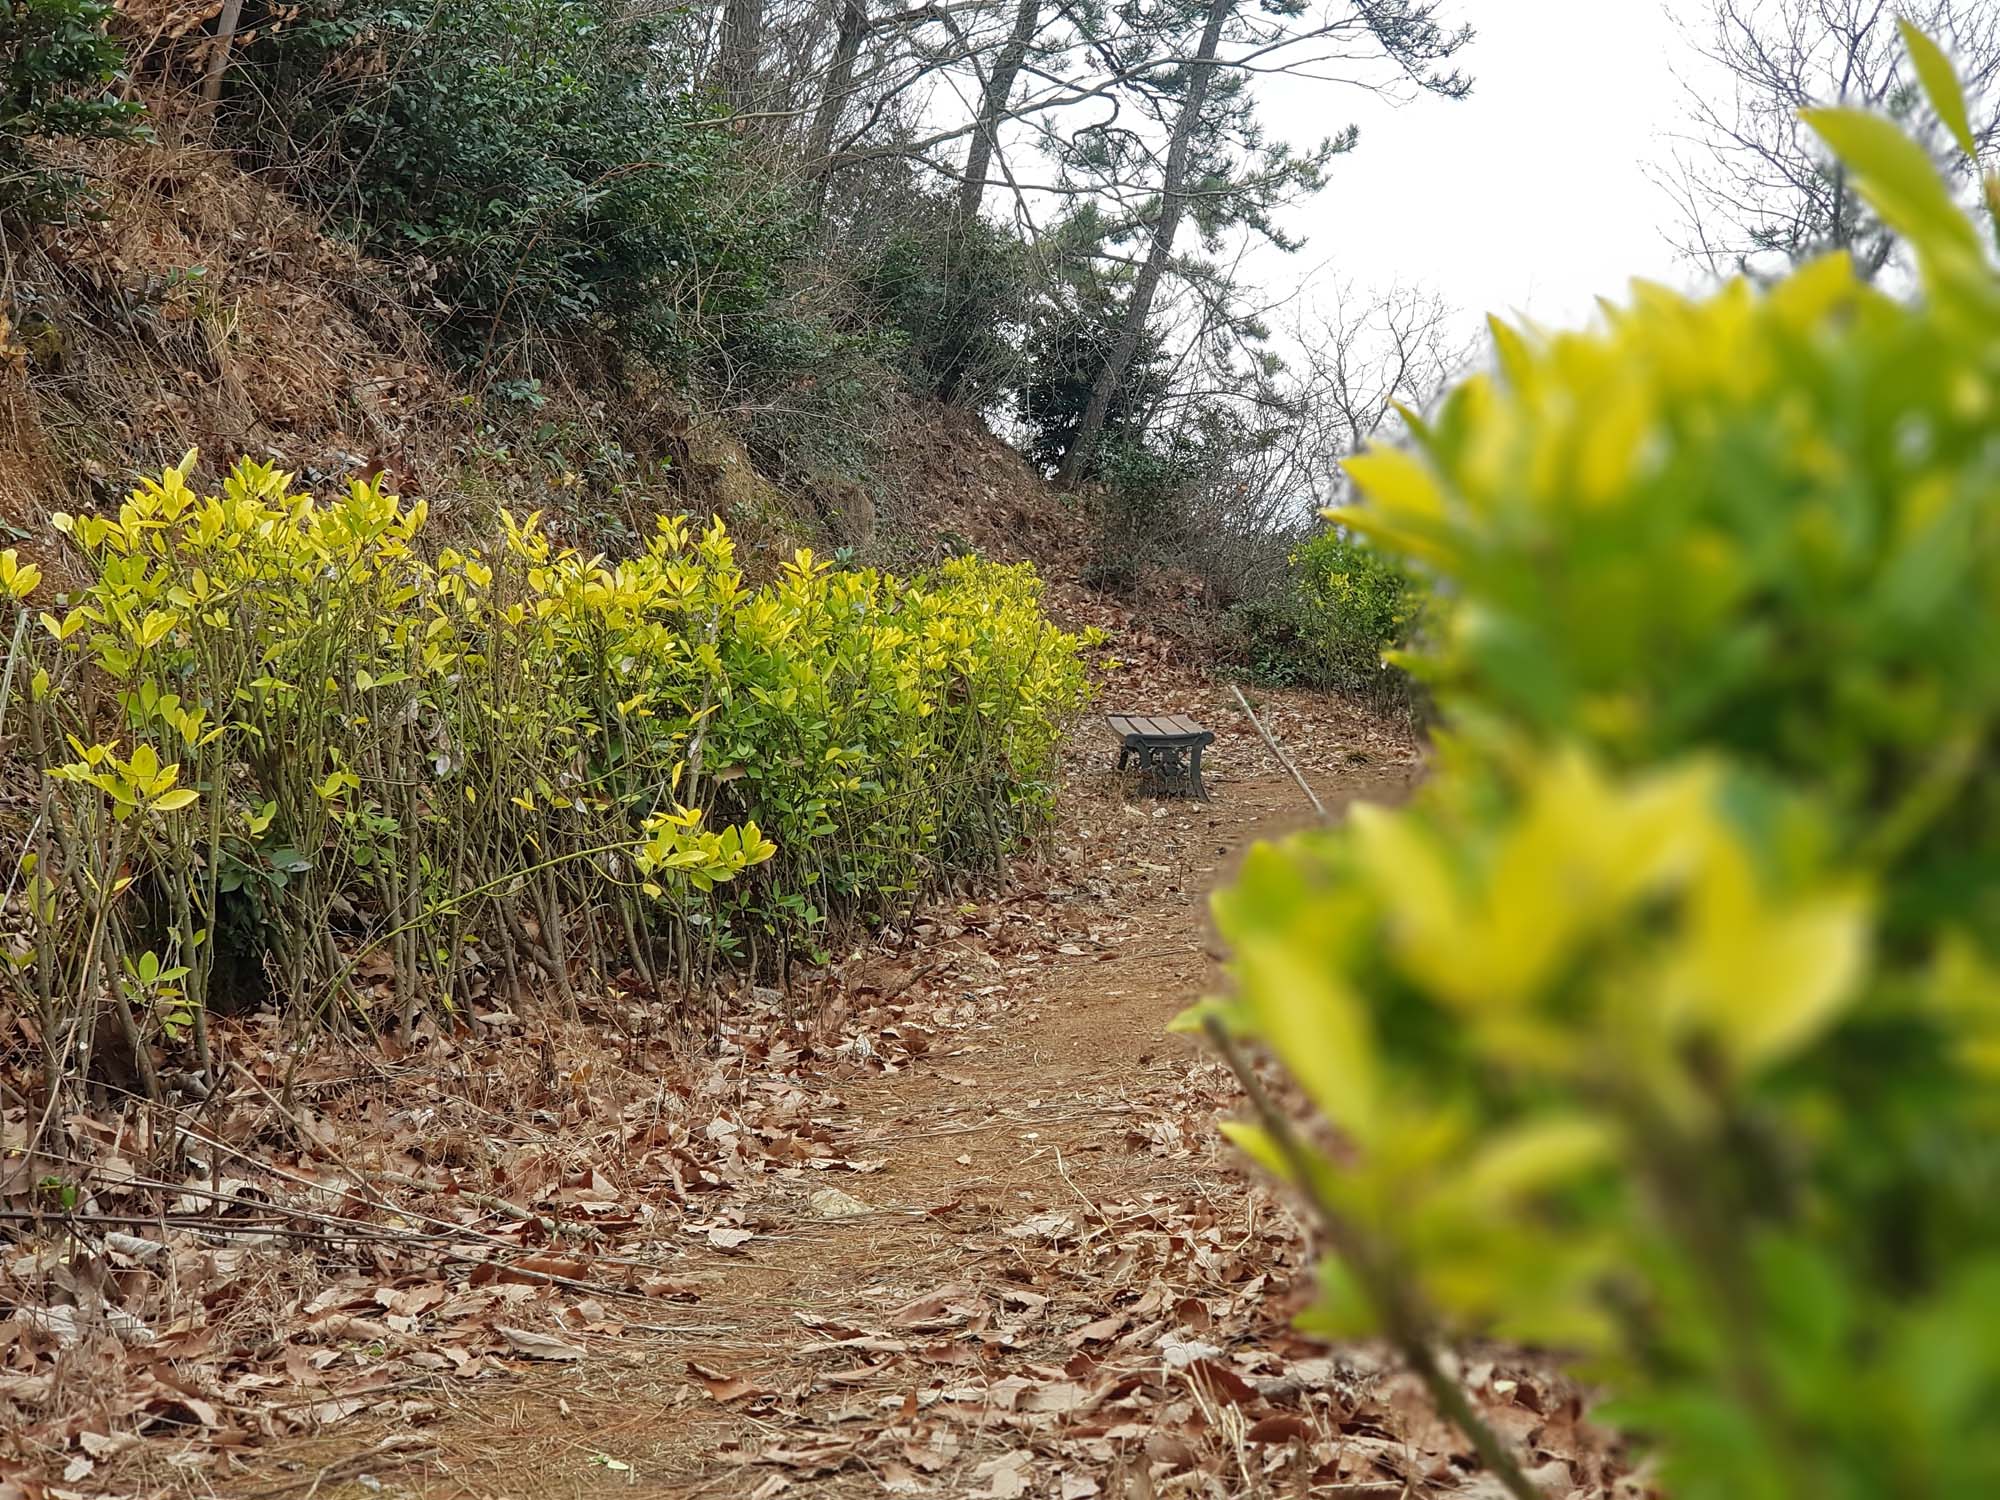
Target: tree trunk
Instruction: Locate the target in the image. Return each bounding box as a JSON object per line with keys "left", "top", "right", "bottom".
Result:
{"left": 1058, "top": 0, "right": 1231, "bottom": 485}
{"left": 806, "top": 0, "right": 871, "bottom": 187}
{"left": 956, "top": 0, "right": 1040, "bottom": 225}
{"left": 715, "top": 0, "right": 766, "bottom": 115}
{"left": 202, "top": 0, "right": 246, "bottom": 105}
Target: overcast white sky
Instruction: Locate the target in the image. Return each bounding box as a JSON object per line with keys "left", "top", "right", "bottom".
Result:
{"left": 1251, "top": 0, "right": 1703, "bottom": 336}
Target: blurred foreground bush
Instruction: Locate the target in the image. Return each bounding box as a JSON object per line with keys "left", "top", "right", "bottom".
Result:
{"left": 1190, "top": 27, "right": 2000, "bottom": 1498}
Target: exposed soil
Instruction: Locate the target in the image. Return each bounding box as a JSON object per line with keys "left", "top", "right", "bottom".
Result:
{"left": 257, "top": 771, "right": 1369, "bottom": 1500}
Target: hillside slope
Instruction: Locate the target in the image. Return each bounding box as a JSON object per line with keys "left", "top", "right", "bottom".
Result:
{"left": 1, "top": 117, "right": 1084, "bottom": 589}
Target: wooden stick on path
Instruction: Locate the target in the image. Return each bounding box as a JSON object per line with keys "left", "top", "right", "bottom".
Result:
{"left": 1231, "top": 684, "right": 1328, "bottom": 821}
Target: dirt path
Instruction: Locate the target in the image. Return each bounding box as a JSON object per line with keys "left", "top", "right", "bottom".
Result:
{"left": 14, "top": 685, "right": 1627, "bottom": 1498}
{"left": 241, "top": 759, "right": 1432, "bottom": 1500}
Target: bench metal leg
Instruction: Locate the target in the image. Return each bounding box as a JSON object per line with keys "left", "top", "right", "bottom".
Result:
{"left": 1116, "top": 737, "right": 1212, "bottom": 799}
{"left": 1153, "top": 744, "right": 1194, "bottom": 798}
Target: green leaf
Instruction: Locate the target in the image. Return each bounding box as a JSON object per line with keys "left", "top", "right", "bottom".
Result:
{"left": 1900, "top": 20, "right": 1979, "bottom": 160}
{"left": 1217, "top": 1120, "right": 1293, "bottom": 1182}
{"left": 1801, "top": 106, "right": 1983, "bottom": 261}
{"left": 1235, "top": 933, "right": 1381, "bottom": 1144}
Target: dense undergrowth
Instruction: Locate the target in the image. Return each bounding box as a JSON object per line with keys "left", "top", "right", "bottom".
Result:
{"left": 0, "top": 454, "right": 1090, "bottom": 1106}
{"left": 1226, "top": 528, "right": 1424, "bottom": 705}
{"left": 239, "top": 0, "right": 827, "bottom": 397}
{"left": 1196, "top": 29, "right": 2000, "bottom": 1498}
{"left": 0, "top": 0, "right": 147, "bottom": 223}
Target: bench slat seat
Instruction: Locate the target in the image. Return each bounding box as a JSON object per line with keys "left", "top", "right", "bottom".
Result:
{"left": 1107, "top": 712, "right": 1214, "bottom": 798}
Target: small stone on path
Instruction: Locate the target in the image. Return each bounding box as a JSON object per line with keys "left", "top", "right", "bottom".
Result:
{"left": 809, "top": 1186, "right": 873, "bottom": 1219}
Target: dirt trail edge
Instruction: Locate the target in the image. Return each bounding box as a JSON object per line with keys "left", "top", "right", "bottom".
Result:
{"left": 225, "top": 718, "right": 1622, "bottom": 1500}
{"left": 274, "top": 770, "right": 1345, "bottom": 1499}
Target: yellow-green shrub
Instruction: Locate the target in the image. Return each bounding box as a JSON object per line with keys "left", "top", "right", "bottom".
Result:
{"left": 1190, "top": 28, "right": 2000, "bottom": 1500}
{"left": 0, "top": 457, "right": 1089, "bottom": 1094}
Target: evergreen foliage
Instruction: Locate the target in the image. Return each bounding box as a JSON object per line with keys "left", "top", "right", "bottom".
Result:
{"left": 0, "top": 0, "right": 147, "bottom": 224}
{"left": 1, "top": 453, "right": 1092, "bottom": 1086}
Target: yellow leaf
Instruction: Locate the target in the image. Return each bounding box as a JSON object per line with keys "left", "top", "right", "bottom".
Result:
{"left": 1670, "top": 842, "right": 1871, "bottom": 1071}
{"left": 1486, "top": 313, "right": 1534, "bottom": 386}
{"left": 1235, "top": 932, "right": 1379, "bottom": 1144}
{"left": 1340, "top": 446, "right": 1447, "bottom": 525}
{"left": 1452, "top": 1115, "right": 1614, "bottom": 1207}
{"left": 0, "top": 549, "right": 40, "bottom": 601}
{"left": 1217, "top": 1120, "right": 1293, "bottom": 1182}
{"left": 1348, "top": 804, "right": 1481, "bottom": 1007}
{"left": 1801, "top": 106, "right": 1982, "bottom": 264}
{"left": 1900, "top": 19, "right": 1979, "bottom": 159}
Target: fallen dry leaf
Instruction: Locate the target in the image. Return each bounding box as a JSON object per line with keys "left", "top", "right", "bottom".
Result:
{"left": 496, "top": 1327, "right": 587, "bottom": 1361}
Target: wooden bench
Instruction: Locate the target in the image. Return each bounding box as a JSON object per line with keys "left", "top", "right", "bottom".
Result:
{"left": 1108, "top": 713, "right": 1214, "bottom": 799}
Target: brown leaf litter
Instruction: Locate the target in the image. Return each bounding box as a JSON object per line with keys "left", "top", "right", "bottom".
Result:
{"left": 3, "top": 668, "right": 1641, "bottom": 1499}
